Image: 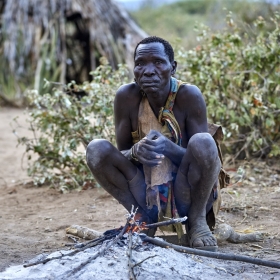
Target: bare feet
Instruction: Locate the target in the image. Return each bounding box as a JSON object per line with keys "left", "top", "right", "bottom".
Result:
{"left": 187, "top": 218, "right": 218, "bottom": 251}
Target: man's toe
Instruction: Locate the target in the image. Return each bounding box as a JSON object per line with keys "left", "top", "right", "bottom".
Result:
{"left": 192, "top": 238, "right": 204, "bottom": 248}
{"left": 204, "top": 237, "right": 211, "bottom": 246}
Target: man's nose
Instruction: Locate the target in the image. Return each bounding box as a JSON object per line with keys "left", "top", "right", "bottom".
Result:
{"left": 143, "top": 63, "right": 155, "bottom": 76}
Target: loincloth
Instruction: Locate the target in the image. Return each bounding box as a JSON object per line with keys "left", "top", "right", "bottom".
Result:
{"left": 148, "top": 172, "right": 183, "bottom": 239}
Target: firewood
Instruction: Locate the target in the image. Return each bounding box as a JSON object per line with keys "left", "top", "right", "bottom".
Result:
{"left": 127, "top": 231, "right": 136, "bottom": 280}
{"left": 145, "top": 216, "right": 187, "bottom": 228}
{"left": 139, "top": 234, "right": 280, "bottom": 269}
{"left": 66, "top": 225, "right": 103, "bottom": 240}
{"left": 24, "top": 211, "right": 279, "bottom": 276}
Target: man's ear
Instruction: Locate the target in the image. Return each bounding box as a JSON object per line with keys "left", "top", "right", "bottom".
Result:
{"left": 171, "top": 61, "right": 177, "bottom": 75}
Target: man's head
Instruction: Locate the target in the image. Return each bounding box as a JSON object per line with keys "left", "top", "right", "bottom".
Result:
{"left": 134, "top": 36, "right": 174, "bottom": 63}
{"left": 133, "top": 36, "right": 177, "bottom": 95}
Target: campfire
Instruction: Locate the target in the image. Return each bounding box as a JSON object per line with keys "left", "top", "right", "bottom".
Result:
{"left": 1, "top": 207, "right": 280, "bottom": 280}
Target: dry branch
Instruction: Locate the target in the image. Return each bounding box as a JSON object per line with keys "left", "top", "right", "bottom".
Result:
{"left": 127, "top": 231, "right": 136, "bottom": 280}
{"left": 145, "top": 216, "right": 187, "bottom": 228}
{"left": 140, "top": 234, "right": 280, "bottom": 270}
{"left": 66, "top": 225, "right": 103, "bottom": 240}
{"left": 132, "top": 255, "right": 158, "bottom": 268}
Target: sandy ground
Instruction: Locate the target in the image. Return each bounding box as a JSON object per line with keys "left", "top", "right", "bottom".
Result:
{"left": 0, "top": 107, "right": 280, "bottom": 279}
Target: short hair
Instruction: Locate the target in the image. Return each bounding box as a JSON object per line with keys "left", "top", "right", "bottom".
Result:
{"left": 134, "top": 36, "right": 174, "bottom": 62}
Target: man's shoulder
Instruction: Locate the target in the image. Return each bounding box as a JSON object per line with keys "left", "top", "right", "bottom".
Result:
{"left": 114, "top": 82, "right": 142, "bottom": 109}
{"left": 177, "top": 82, "right": 204, "bottom": 104}
{"left": 116, "top": 82, "right": 140, "bottom": 98}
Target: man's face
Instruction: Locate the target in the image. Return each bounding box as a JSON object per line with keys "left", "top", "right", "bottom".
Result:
{"left": 134, "top": 42, "right": 176, "bottom": 94}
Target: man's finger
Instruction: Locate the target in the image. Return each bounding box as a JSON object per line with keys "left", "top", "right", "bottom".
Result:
{"left": 138, "top": 150, "right": 164, "bottom": 161}
{"left": 146, "top": 130, "right": 161, "bottom": 140}
{"left": 140, "top": 158, "right": 163, "bottom": 167}
{"left": 140, "top": 141, "right": 157, "bottom": 150}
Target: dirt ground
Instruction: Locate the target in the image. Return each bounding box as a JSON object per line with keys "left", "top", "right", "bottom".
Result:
{"left": 0, "top": 107, "right": 280, "bottom": 278}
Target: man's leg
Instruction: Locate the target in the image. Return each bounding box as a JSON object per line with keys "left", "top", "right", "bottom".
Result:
{"left": 174, "top": 133, "right": 221, "bottom": 248}
{"left": 86, "top": 139, "right": 156, "bottom": 223}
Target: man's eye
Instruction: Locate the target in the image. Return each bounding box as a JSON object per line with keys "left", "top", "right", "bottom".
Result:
{"left": 155, "top": 60, "right": 162, "bottom": 65}
{"left": 136, "top": 62, "right": 143, "bottom": 66}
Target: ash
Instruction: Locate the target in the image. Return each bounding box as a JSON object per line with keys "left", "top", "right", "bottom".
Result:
{"left": 0, "top": 234, "right": 269, "bottom": 280}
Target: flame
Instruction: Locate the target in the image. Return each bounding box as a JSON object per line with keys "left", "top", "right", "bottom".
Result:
{"left": 124, "top": 211, "right": 150, "bottom": 234}
{"left": 125, "top": 221, "right": 148, "bottom": 234}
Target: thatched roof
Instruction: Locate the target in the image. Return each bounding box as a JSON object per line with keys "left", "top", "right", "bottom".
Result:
{"left": 1, "top": 0, "right": 147, "bottom": 87}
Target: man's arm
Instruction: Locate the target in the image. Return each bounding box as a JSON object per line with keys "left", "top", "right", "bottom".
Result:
{"left": 114, "top": 83, "right": 144, "bottom": 162}
{"left": 114, "top": 84, "right": 134, "bottom": 160}
{"left": 184, "top": 84, "right": 208, "bottom": 138}
{"left": 165, "top": 84, "right": 208, "bottom": 165}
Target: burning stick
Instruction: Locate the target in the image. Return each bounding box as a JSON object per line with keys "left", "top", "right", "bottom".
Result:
{"left": 144, "top": 216, "right": 187, "bottom": 228}
{"left": 127, "top": 231, "right": 136, "bottom": 280}
{"left": 140, "top": 234, "right": 280, "bottom": 270}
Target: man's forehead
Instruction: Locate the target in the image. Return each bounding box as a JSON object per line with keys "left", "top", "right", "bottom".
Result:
{"left": 135, "top": 42, "right": 167, "bottom": 57}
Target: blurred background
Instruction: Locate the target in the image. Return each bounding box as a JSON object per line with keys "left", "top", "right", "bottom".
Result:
{"left": 123, "top": 0, "right": 280, "bottom": 48}
{"left": 0, "top": 0, "right": 279, "bottom": 104}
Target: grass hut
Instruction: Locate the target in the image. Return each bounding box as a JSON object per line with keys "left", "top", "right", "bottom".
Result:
{"left": 0, "top": 0, "right": 147, "bottom": 101}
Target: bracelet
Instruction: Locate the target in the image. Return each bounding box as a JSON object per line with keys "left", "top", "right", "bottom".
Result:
{"left": 131, "top": 144, "right": 138, "bottom": 161}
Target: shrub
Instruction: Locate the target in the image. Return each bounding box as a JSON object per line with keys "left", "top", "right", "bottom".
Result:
{"left": 17, "top": 61, "right": 128, "bottom": 191}
{"left": 176, "top": 13, "right": 280, "bottom": 159}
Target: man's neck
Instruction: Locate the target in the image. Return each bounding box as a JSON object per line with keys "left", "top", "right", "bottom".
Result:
{"left": 146, "top": 81, "right": 171, "bottom": 117}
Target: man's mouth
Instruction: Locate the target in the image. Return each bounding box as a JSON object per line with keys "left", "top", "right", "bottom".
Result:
{"left": 141, "top": 80, "right": 159, "bottom": 86}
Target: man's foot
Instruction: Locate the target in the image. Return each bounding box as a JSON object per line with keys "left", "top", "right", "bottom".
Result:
{"left": 186, "top": 222, "right": 218, "bottom": 252}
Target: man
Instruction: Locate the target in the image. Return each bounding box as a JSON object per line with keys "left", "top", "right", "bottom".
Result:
{"left": 86, "top": 36, "right": 222, "bottom": 251}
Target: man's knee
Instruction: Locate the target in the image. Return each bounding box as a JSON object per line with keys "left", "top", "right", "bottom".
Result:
{"left": 86, "top": 139, "right": 114, "bottom": 169}
{"left": 188, "top": 133, "right": 220, "bottom": 167}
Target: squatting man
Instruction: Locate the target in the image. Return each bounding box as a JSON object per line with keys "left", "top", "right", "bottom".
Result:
{"left": 86, "top": 36, "right": 226, "bottom": 251}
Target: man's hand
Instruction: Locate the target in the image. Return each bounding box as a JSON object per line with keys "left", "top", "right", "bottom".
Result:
{"left": 133, "top": 130, "right": 165, "bottom": 167}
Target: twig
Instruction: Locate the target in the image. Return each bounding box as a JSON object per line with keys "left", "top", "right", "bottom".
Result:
{"left": 145, "top": 216, "right": 187, "bottom": 228}
{"left": 236, "top": 211, "right": 247, "bottom": 226}
{"left": 140, "top": 234, "right": 280, "bottom": 269}
{"left": 132, "top": 255, "right": 158, "bottom": 268}
{"left": 127, "top": 231, "right": 136, "bottom": 280}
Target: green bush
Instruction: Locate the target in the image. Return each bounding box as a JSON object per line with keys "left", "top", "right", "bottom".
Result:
{"left": 176, "top": 13, "right": 280, "bottom": 159}
{"left": 17, "top": 61, "right": 128, "bottom": 191}
{"left": 17, "top": 14, "right": 280, "bottom": 190}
